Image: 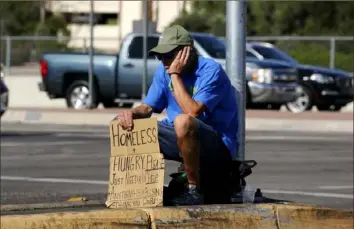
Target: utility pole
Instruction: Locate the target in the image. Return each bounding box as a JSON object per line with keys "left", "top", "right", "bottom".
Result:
{"left": 118, "top": 1, "right": 122, "bottom": 43}
{"left": 88, "top": 0, "right": 94, "bottom": 108}
{"left": 0, "top": 18, "right": 3, "bottom": 64}
{"left": 226, "top": 0, "right": 247, "bottom": 161}
{"left": 142, "top": 0, "right": 148, "bottom": 100}
{"left": 40, "top": 0, "right": 46, "bottom": 23}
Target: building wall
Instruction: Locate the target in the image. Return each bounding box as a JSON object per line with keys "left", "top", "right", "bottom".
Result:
{"left": 155, "top": 0, "right": 191, "bottom": 32}
{"left": 46, "top": 0, "right": 191, "bottom": 51}
{"left": 66, "top": 25, "right": 120, "bottom": 52}
{"left": 48, "top": 1, "right": 119, "bottom": 13}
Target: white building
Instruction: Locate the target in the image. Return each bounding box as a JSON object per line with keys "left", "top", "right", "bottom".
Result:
{"left": 46, "top": 1, "right": 191, "bottom": 52}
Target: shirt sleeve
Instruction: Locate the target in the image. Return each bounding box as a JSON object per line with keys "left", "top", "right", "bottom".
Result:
{"left": 143, "top": 65, "right": 167, "bottom": 113}
{"left": 193, "top": 64, "right": 228, "bottom": 113}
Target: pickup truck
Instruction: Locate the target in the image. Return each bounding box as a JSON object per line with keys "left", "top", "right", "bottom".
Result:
{"left": 245, "top": 41, "right": 353, "bottom": 112}
{"left": 0, "top": 62, "right": 9, "bottom": 118}
{"left": 38, "top": 32, "right": 299, "bottom": 110}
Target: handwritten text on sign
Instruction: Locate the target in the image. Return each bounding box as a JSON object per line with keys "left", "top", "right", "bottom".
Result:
{"left": 109, "top": 118, "right": 160, "bottom": 156}
{"left": 106, "top": 118, "right": 164, "bottom": 208}
{"left": 107, "top": 154, "right": 164, "bottom": 208}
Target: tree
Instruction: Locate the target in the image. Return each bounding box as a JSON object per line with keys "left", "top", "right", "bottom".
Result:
{"left": 0, "top": 0, "right": 70, "bottom": 36}
{"left": 0, "top": 1, "right": 42, "bottom": 35}
{"left": 169, "top": 0, "right": 354, "bottom": 36}
{"left": 0, "top": 1, "right": 71, "bottom": 65}
{"left": 168, "top": 0, "right": 257, "bottom": 36}
{"left": 168, "top": 0, "right": 353, "bottom": 71}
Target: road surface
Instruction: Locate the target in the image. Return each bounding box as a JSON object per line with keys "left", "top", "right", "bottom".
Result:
{"left": 1, "top": 123, "right": 353, "bottom": 210}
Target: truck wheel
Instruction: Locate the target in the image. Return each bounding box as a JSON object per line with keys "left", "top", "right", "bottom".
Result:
{"left": 101, "top": 99, "right": 133, "bottom": 108}
{"left": 269, "top": 104, "right": 282, "bottom": 110}
{"left": 286, "top": 85, "right": 313, "bottom": 113}
{"left": 65, "top": 80, "right": 99, "bottom": 109}
{"left": 245, "top": 85, "right": 252, "bottom": 109}
{"left": 317, "top": 104, "right": 342, "bottom": 112}
{"left": 102, "top": 99, "right": 117, "bottom": 108}
{"left": 118, "top": 102, "right": 134, "bottom": 108}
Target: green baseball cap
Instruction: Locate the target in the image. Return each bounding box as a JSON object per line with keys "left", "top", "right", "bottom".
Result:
{"left": 149, "top": 25, "right": 193, "bottom": 56}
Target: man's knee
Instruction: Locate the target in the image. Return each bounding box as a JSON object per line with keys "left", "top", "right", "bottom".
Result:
{"left": 174, "top": 114, "right": 197, "bottom": 139}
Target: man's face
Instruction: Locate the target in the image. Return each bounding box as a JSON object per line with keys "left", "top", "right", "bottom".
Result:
{"left": 157, "top": 52, "right": 175, "bottom": 70}
{"left": 156, "top": 46, "right": 183, "bottom": 70}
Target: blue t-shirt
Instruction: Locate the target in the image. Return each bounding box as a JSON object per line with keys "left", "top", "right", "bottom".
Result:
{"left": 144, "top": 56, "right": 239, "bottom": 159}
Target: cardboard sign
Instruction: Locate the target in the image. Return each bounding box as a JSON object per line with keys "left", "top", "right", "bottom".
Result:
{"left": 105, "top": 117, "right": 165, "bottom": 209}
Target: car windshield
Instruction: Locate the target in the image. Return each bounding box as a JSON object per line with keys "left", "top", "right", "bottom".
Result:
{"left": 251, "top": 45, "right": 298, "bottom": 64}
{"left": 192, "top": 34, "right": 226, "bottom": 59}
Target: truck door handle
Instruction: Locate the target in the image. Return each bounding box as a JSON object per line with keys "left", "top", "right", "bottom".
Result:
{"left": 123, "top": 63, "right": 134, "bottom": 68}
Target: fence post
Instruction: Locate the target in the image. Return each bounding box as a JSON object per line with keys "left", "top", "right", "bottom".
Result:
{"left": 329, "top": 37, "right": 336, "bottom": 69}
{"left": 5, "top": 36, "right": 11, "bottom": 76}
{"left": 83, "top": 38, "right": 87, "bottom": 52}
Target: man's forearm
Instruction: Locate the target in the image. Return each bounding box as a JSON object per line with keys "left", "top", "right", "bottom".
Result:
{"left": 132, "top": 104, "right": 153, "bottom": 119}
{"left": 171, "top": 74, "right": 201, "bottom": 116}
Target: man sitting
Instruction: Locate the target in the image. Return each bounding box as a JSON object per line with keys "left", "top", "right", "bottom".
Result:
{"left": 114, "top": 25, "right": 239, "bottom": 205}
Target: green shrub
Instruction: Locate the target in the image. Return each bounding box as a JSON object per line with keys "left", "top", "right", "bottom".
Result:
{"left": 276, "top": 41, "right": 352, "bottom": 72}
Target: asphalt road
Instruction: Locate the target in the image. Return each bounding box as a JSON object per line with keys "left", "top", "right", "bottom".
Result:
{"left": 1, "top": 123, "right": 353, "bottom": 210}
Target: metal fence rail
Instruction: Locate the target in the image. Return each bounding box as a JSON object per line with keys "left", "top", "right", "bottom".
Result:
{"left": 246, "top": 36, "right": 353, "bottom": 70}
{"left": 1, "top": 35, "right": 353, "bottom": 76}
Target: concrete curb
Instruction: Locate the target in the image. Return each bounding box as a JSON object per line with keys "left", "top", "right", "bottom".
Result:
{"left": 1, "top": 109, "right": 353, "bottom": 133}
{"left": 1, "top": 203, "right": 353, "bottom": 229}
{"left": 0, "top": 200, "right": 105, "bottom": 214}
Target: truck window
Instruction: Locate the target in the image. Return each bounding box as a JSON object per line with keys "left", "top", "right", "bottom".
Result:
{"left": 252, "top": 45, "right": 297, "bottom": 63}
{"left": 128, "top": 36, "right": 159, "bottom": 59}
{"left": 192, "top": 34, "right": 226, "bottom": 59}
{"left": 246, "top": 51, "right": 257, "bottom": 58}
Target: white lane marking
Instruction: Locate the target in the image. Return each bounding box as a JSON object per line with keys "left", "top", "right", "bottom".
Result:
{"left": 1, "top": 176, "right": 108, "bottom": 185}
{"left": 56, "top": 133, "right": 108, "bottom": 138}
{"left": 262, "top": 189, "right": 353, "bottom": 199}
{"left": 55, "top": 133, "right": 350, "bottom": 142}
{"left": 318, "top": 185, "right": 354, "bottom": 190}
{"left": 1, "top": 176, "right": 353, "bottom": 199}
{"left": 247, "top": 136, "right": 351, "bottom": 142}
{"left": 1, "top": 141, "right": 89, "bottom": 147}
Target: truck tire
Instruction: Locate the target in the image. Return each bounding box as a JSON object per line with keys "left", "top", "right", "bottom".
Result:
{"left": 65, "top": 80, "right": 99, "bottom": 109}
{"left": 118, "top": 102, "right": 134, "bottom": 108}
{"left": 101, "top": 99, "right": 117, "bottom": 108}
{"left": 101, "top": 99, "right": 133, "bottom": 108}
{"left": 269, "top": 104, "right": 282, "bottom": 110}
{"left": 245, "top": 85, "right": 252, "bottom": 109}
{"left": 317, "top": 104, "right": 342, "bottom": 112}
{"left": 286, "top": 85, "right": 313, "bottom": 113}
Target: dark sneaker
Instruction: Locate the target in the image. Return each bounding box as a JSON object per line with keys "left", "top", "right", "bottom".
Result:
{"left": 171, "top": 185, "right": 204, "bottom": 206}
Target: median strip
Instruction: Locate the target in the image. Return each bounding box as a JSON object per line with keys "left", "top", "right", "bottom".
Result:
{"left": 2, "top": 109, "right": 352, "bottom": 133}
{"left": 1, "top": 203, "right": 352, "bottom": 229}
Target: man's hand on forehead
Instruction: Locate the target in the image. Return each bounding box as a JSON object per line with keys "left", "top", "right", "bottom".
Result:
{"left": 168, "top": 46, "right": 191, "bottom": 75}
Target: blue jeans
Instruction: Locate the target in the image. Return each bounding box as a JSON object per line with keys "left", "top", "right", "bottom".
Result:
{"left": 158, "top": 119, "right": 231, "bottom": 167}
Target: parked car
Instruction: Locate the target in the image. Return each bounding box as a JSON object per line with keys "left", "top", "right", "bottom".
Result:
{"left": 246, "top": 42, "right": 353, "bottom": 112}
{"left": 0, "top": 74, "right": 9, "bottom": 118}
{"left": 38, "top": 32, "right": 299, "bottom": 110}
{"left": 193, "top": 33, "right": 299, "bottom": 110}
{"left": 1, "top": 62, "right": 5, "bottom": 81}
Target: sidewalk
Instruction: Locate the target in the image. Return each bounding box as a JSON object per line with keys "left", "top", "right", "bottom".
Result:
{"left": 2, "top": 108, "right": 353, "bottom": 133}
{"left": 4, "top": 76, "right": 354, "bottom": 112}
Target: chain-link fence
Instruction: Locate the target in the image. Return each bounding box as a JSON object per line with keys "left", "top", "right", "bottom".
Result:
{"left": 0, "top": 36, "right": 119, "bottom": 76}
{"left": 0, "top": 35, "right": 353, "bottom": 76}
{"left": 247, "top": 36, "right": 353, "bottom": 75}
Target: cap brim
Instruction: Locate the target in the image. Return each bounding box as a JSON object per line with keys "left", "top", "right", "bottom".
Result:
{"left": 148, "top": 44, "right": 178, "bottom": 56}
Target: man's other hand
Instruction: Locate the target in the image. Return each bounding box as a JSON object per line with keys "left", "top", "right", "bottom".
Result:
{"left": 113, "top": 110, "right": 134, "bottom": 131}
